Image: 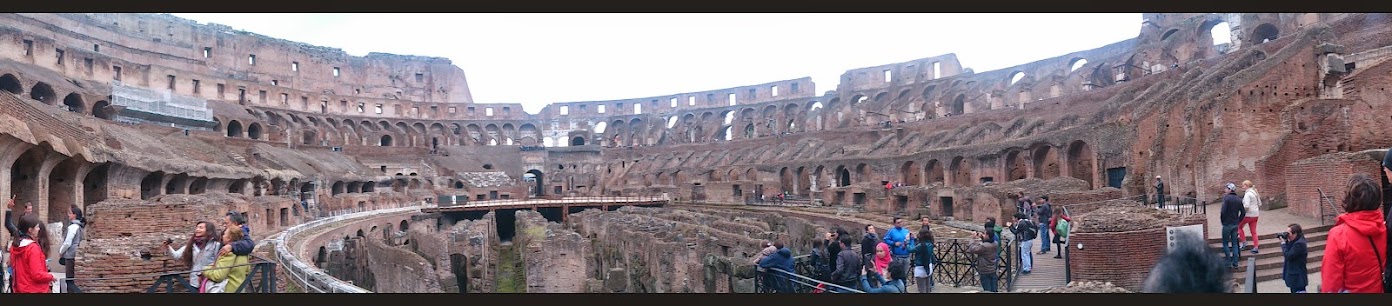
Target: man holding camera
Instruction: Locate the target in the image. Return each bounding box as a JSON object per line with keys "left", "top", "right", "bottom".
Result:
{"left": 1278, "top": 224, "right": 1308, "bottom": 293}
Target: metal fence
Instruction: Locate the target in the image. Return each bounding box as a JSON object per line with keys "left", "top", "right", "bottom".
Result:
{"left": 753, "top": 237, "right": 1015, "bottom": 293}
{"left": 66, "top": 255, "right": 276, "bottom": 293}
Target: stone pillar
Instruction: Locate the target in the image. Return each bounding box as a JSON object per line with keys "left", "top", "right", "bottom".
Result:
{"left": 1316, "top": 43, "right": 1347, "bottom": 99}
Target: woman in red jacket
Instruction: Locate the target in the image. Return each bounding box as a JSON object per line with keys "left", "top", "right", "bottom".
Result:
{"left": 1321, "top": 174, "right": 1387, "bottom": 293}
{"left": 9, "top": 213, "right": 55, "bottom": 293}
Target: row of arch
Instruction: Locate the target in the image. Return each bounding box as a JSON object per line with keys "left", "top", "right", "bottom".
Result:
{"left": 637, "top": 140, "right": 1098, "bottom": 194}
{"left": 218, "top": 108, "right": 545, "bottom": 148}
{"left": 0, "top": 73, "right": 115, "bottom": 119}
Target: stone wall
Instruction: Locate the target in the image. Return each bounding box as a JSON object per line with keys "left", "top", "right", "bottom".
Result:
{"left": 1067, "top": 207, "right": 1206, "bottom": 291}
{"left": 1284, "top": 150, "right": 1385, "bottom": 222}
{"left": 405, "top": 211, "right": 496, "bottom": 293}
{"left": 514, "top": 210, "right": 589, "bottom": 293}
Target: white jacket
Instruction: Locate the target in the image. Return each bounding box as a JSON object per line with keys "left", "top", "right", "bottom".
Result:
{"left": 1242, "top": 188, "right": 1261, "bottom": 217}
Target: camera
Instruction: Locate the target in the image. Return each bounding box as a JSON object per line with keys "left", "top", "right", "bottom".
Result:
{"left": 1275, "top": 232, "right": 1289, "bottom": 241}
{"left": 164, "top": 238, "right": 174, "bottom": 245}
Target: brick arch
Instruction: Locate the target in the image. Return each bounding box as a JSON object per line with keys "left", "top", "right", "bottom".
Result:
{"left": 0, "top": 73, "right": 22, "bottom": 95}
{"left": 924, "top": 159, "right": 944, "bottom": 185}
{"left": 1031, "top": 143, "right": 1060, "bottom": 180}
{"left": 1067, "top": 140, "right": 1095, "bottom": 189}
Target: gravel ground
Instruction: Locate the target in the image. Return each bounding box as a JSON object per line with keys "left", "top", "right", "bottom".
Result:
{"left": 1074, "top": 203, "right": 1186, "bottom": 233}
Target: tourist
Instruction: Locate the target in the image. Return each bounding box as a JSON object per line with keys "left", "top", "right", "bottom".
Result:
{"left": 757, "top": 241, "right": 794, "bottom": 293}
{"left": 1035, "top": 195, "right": 1053, "bottom": 255}
{"left": 1220, "top": 183, "right": 1246, "bottom": 269}
{"left": 1320, "top": 173, "right": 1386, "bottom": 293}
{"left": 861, "top": 224, "right": 879, "bottom": 263}
{"left": 202, "top": 227, "right": 252, "bottom": 293}
{"left": 58, "top": 206, "right": 85, "bottom": 293}
{"left": 1239, "top": 180, "right": 1263, "bottom": 253}
{"left": 163, "top": 221, "right": 221, "bottom": 288}
{"left": 219, "top": 212, "right": 255, "bottom": 257}
{"left": 1009, "top": 213, "right": 1037, "bottom": 274}
{"left": 1383, "top": 147, "right": 1392, "bottom": 293}
{"left": 809, "top": 239, "right": 830, "bottom": 282}
{"left": 825, "top": 227, "right": 847, "bottom": 281}
{"left": 919, "top": 215, "right": 932, "bottom": 232}
{"left": 882, "top": 217, "right": 914, "bottom": 277}
{"left": 1140, "top": 231, "right": 1229, "bottom": 293}
{"left": 751, "top": 240, "right": 777, "bottom": 265}
{"left": 911, "top": 228, "right": 935, "bottom": 293}
{"left": 1155, "top": 176, "right": 1166, "bottom": 209}
{"left": 859, "top": 261, "right": 906, "bottom": 293}
{"left": 831, "top": 235, "right": 863, "bottom": 291}
{"left": 1280, "top": 223, "right": 1308, "bottom": 293}
{"left": 871, "top": 242, "right": 892, "bottom": 277}
{"left": 1051, "top": 208, "right": 1071, "bottom": 259}
{"left": 967, "top": 230, "right": 1000, "bottom": 292}
{"left": 1016, "top": 191, "right": 1032, "bottom": 216}
{"left": 9, "top": 213, "right": 54, "bottom": 293}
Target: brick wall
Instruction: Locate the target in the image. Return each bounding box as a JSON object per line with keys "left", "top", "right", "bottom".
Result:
{"left": 1067, "top": 214, "right": 1204, "bottom": 291}
{"left": 1284, "top": 152, "right": 1384, "bottom": 222}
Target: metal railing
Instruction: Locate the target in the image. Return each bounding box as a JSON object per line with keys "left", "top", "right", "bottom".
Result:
{"left": 1244, "top": 257, "right": 1257, "bottom": 293}
{"left": 1135, "top": 194, "right": 1207, "bottom": 215}
{"left": 434, "top": 194, "right": 672, "bottom": 208}
{"left": 754, "top": 266, "right": 863, "bottom": 293}
{"left": 1317, "top": 188, "right": 1340, "bottom": 226}
{"left": 66, "top": 255, "right": 276, "bottom": 293}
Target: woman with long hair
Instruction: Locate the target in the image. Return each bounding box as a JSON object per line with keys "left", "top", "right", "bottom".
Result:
{"left": 58, "top": 206, "right": 85, "bottom": 293}
{"left": 1321, "top": 174, "right": 1386, "bottom": 293}
{"left": 911, "top": 228, "right": 936, "bottom": 293}
{"left": 163, "top": 221, "right": 221, "bottom": 290}
{"left": 10, "top": 213, "right": 55, "bottom": 293}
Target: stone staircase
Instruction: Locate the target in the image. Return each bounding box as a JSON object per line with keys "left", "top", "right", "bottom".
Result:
{"left": 1209, "top": 224, "right": 1333, "bottom": 284}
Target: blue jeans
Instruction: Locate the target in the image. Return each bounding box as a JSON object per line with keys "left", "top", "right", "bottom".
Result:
{"left": 1221, "top": 224, "right": 1240, "bottom": 266}
{"left": 1039, "top": 223, "right": 1051, "bottom": 252}
{"left": 980, "top": 274, "right": 999, "bottom": 292}
{"left": 1019, "top": 239, "right": 1034, "bottom": 272}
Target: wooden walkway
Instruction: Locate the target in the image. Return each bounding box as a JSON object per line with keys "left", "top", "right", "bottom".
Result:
{"left": 1011, "top": 248, "right": 1068, "bottom": 291}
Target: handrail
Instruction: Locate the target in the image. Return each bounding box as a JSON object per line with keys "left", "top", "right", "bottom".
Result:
{"left": 1317, "top": 188, "right": 1341, "bottom": 226}
{"left": 1244, "top": 257, "right": 1257, "bottom": 293}
{"left": 756, "top": 266, "right": 865, "bottom": 293}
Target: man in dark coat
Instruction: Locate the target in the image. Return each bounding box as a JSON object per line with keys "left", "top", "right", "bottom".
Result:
{"left": 1220, "top": 183, "right": 1247, "bottom": 268}
{"left": 831, "top": 235, "right": 864, "bottom": 291}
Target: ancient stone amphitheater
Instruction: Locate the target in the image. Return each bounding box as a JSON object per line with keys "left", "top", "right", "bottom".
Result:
{"left": 0, "top": 13, "right": 1388, "bottom": 293}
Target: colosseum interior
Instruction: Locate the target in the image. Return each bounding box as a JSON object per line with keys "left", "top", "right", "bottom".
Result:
{"left": 0, "top": 13, "right": 1389, "bottom": 293}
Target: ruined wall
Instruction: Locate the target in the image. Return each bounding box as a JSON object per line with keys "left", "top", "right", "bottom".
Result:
{"left": 74, "top": 194, "right": 299, "bottom": 293}
{"left": 514, "top": 210, "right": 589, "bottom": 293}
{"left": 405, "top": 211, "right": 496, "bottom": 293}
{"left": 1284, "top": 151, "right": 1386, "bottom": 222}
{"left": 361, "top": 233, "right": 443, "bottom": 293}
{"left": 1067, "top": 205, "right": 1206, "bottom": 291}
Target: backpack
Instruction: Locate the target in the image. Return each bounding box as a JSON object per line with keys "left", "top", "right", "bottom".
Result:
{"left": 1017, "top": 220, "right": 1037, "bottom": 241}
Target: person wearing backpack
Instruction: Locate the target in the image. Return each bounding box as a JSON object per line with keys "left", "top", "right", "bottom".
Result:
{"left": 1052, "top": 208, "right": 1071, "bottom": 259}
{"left": 58, "top": 206, "right": 85, "bottom": 293}
{"left": 1009, "top": 213, "right": 1037, "bottom": 274}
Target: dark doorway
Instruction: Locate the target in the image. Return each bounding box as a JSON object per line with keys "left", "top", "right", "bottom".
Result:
{"left": 940, "top": 197, "right": 954, "bottom": 217}
{"left": 896, "top": 196, "right": 909, "bottom": 213}
{"left": 496, "top": 209, "right": 518, "bottom": 242}
{"left": 489, "top": 191, "right": 499, "bottom": 200}
{"left": 1106, "top": 167, "right": 1127, "bottom": 189}
{"left": 834, "top": 191, "right": 845, "bottom": 205}
{"left": 853, "top": 192, "right": 866, "bottom": 205}
{"left": 450, "top": 253, "right": 469, "bottom": 293}
{"left": 553, "top": 186, "right": 563, "bottom": 195}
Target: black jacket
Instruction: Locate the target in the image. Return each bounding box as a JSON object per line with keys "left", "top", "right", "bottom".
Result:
{"left": 1035, "top": 202, "right": 1052, "bottom": 224}
{"left": 825, "top": 239, "right": 842, "bottom": 277}
{"left": 1220, "top": 192, "right": 1246, "bottom": 226}
{"left": 861, "top": 232, "right": 879, "bottom": 257}
{"left": 1281, "top": 237, "right": 1309, "bottom": 290}
{"left": 832, "top": 248, "right": 863, "bottom": 284}
{"left": 4, "top": 209, "right": 17, "bottom": 237}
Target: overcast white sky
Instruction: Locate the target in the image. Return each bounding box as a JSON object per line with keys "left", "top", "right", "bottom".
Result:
{"left": 172, "top": 13, "right": 1144, "bottom": 114}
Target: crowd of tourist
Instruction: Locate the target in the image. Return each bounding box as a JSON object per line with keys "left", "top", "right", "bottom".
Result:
{"left": 0, "top": 200, "right": 258, "bottom": 294}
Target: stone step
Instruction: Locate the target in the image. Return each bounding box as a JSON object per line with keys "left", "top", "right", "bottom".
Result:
{"left": 1234, "top": 261, "right": 1322, "bottom": 284}
{"left": 1206, "top": 224, "right": 1333, "bottom": 245}
{"left": 1232, "top": 248, "right": 1324, "bottom": 273}
{"left": 1209, "top": 231, "right": 1329, "bottom": 259}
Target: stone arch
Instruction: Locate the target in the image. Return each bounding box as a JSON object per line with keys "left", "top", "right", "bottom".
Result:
{"left": 189, "top": 177, "right": 208, "bottom": 195}
{"left": 1067, "top": 140, "right": 1095, "bottom": 189}
{"left": 331, "top": 181, "right": 346, "bottom": 196}
{"left": 247, "top": 123, "right": 263, "bottom": 140}
{"left": 380, "top": 135, "right": 393, "bottom": 146}
{"left": 900, "top": 161, "right": 921, "bottom": 185}
{"left": 92, "top": 100, "right": 114, "bottom": 119}
{"left": 950, "top": 94, "right": 966, "bottom": 115}
{"left": 140, "top": 171, "right": 165, "bottom": 200}
{"left": 47, "top": 157, "right": 82, "bottom": 223}
{"left": 229, "top": 179, "right": 248, "bottom": 194}
{"left": 1004, "top": 148, "right": 1028, "bottom": 181}
{"left": 925, "top": 159, "right": 944, "bottom": 185}
{"left": 61, "top": 93, "right": 84, "bottom": 114}
{"left": 226, "top": 120, "right": 243, "bottom": 138}
{"left": 29, "top": 82, "right": 55, "bottom": 104}
{"left": 82, "top": 163, "right": 109, "bottom": 206}
{"left": 835, "top": 165, "right": 851, "bottom": 187}
{"left": 1250, "top": 23, "right": 1279, "bottom": 44}
{"left": 571, "top": 136, "right": 586, "bottom": 146}
{"left": 1032, "top": 144, "right": 1060, "bottom": 180}
{"left": 166, "top": 173, "right": 189, "bottom": 195}
{"left": 0, "top": 74, "right": 21, "bottom": 94}
{"left": 950, "top": 156, "right": 972, "bottom": 187}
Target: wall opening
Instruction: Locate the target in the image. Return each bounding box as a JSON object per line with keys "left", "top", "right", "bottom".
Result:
{"left": 62, "top": 93, "right": 83, "bottom": 113}
{"left": 140, "top": 171, "right": 164, "bottom": 200}
{"left": 29, "top": 82, "right": 55, "bottom": 104}
{"left": 247, "top": 123, "right": 262, "bottom": 140}
{"left": 0, "top": 74, "right": 21, "bottom": 94}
